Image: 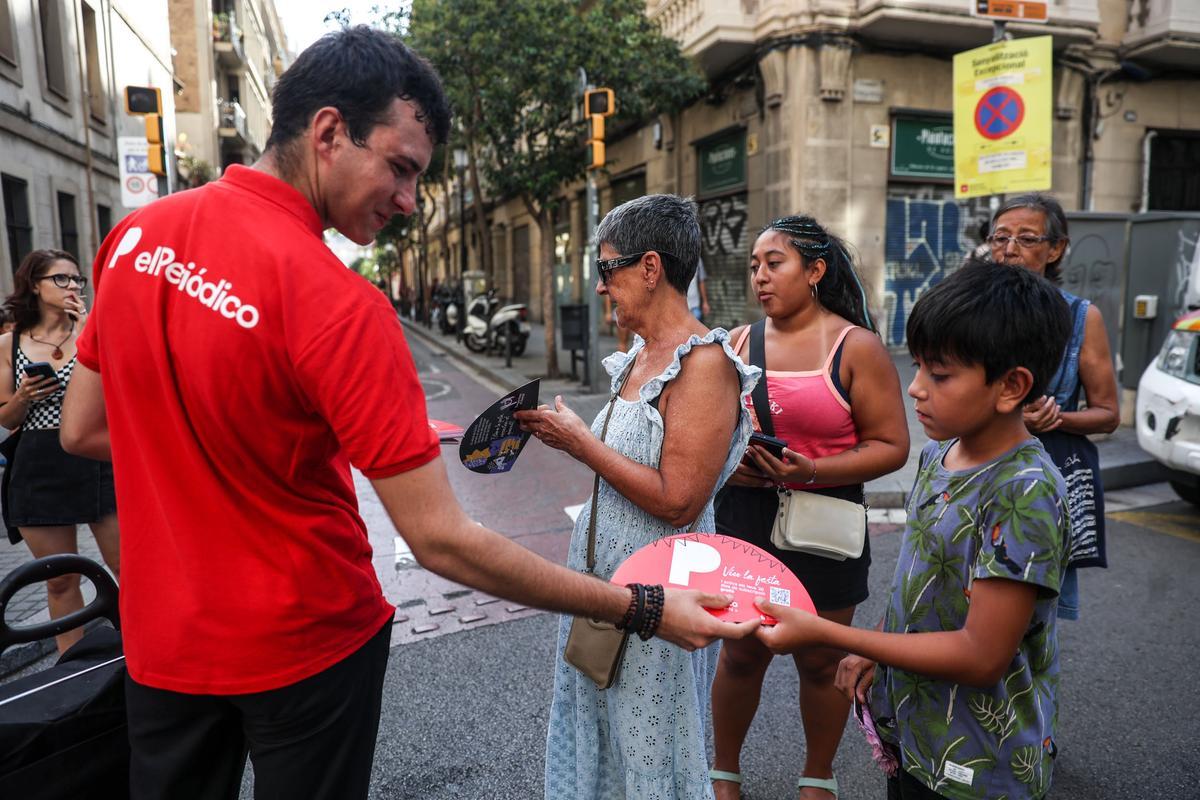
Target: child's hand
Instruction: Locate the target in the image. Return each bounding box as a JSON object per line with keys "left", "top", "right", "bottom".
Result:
{"left": 753, "top": 599, "right": 825, "bottom": 653}
{"left": 835, "top": 655, "right": 876, "bottom": 704}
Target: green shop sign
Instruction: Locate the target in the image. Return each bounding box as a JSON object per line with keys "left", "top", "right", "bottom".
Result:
{"left": 698, "top": 130, "right": 746, "bottom": 195}
{"left": 891, "top": 116, "right": 954, "bottom": 181}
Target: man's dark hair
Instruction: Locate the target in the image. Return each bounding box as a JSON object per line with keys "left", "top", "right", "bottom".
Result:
{"left": 991, "top": 192, "right": 1070, "bottom": 284}
{"left": 266, "top": 26, "right": 451, "bottom": 154}
{"left": 907, "top": 257, "right": 1070, "bottom": 402}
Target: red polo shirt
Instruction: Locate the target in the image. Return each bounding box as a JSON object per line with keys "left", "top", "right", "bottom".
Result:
{"left": 77, "top": 166, "right": 439, "bottom": 694}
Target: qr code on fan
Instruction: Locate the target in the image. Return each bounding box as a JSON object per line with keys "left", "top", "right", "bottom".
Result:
{"left": 769, "top": 587, "right": 791, "bottom": 606}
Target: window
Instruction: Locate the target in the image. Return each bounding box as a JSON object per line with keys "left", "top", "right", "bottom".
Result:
{"left": 57, "top": 191, "right": 78, "bottom": 260}
{"left": 0, "top": 0, "right": 17, "bottom": 68}
{"left": 38, "top": 0, "right": 68, "bottom": 99}
{"left": 2, "top": 174, "right": 32, "bottom": 275}
{"left": 81, "top": 2, "right": 105, "bottom": 121}
{"left": 97, "top": 204, "right": 112, "bottom": 243}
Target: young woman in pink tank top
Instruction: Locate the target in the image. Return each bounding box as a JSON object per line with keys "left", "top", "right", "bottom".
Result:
{"left": 709, "top": 216, "right": 909, "bottom": 800}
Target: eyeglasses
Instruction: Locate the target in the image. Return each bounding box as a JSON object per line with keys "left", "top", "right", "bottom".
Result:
{"left": 38, "top": 274, "right": 88, "bottom": 290}
{"left": 595, "top": 251, "right": 678, "bottom": 285}
{"left": 987, "top": 233, "right": 1053, "bottom": 249}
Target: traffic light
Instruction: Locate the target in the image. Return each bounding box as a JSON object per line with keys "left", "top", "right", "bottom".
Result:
{"left": 583, "top": 88, "right": 614, "bottom": 171}
{"left": 584, "top": 88, "right": 615, "bottom": 117}
{"left": 124, "top": 85, "right": 161, "bottom": 116}
{"left": 124, "top": 85, "right": 166, "bottom": 176}
{"left": 586, "top": 140, "right": 606, "bottom": 171}
{"left": 144, "top": 113, "right": 166, "bottom": 176}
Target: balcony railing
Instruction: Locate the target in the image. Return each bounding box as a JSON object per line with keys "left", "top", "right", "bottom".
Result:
{"left": 212, "top": 12, "right": 246, "bottom": 68}
{"left": 218, "top": 100, "right": 248, "bottom": 143}
{"left": 648, "top": 0, "right": 756, "bottom": 77}
{"left": 1123, "top": 0, "right": 1200, "bottom": 67}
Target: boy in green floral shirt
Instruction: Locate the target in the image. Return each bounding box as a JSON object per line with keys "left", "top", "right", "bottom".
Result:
{"left": 758, "top": 260, "right": 1073, "bottom": 799}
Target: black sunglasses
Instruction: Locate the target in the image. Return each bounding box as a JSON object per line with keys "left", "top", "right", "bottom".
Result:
{"left": 595, "top": 250, "right": 678, "bottom": 285}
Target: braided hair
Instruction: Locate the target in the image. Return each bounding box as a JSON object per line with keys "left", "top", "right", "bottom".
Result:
{"left": 759, "top": 216, "right": 874, "bottom": 331}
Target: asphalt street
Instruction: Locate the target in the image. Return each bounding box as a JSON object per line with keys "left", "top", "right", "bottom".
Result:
{"left": 208, "top": 331, "right": 1200, "bottom": 799}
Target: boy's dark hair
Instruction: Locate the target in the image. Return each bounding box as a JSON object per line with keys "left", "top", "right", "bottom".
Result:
{"left": 266, "top": 26, "right": 451, "bottom": 154}
{"left": 907, "top": 258, "right": 1070, "bottom": 402}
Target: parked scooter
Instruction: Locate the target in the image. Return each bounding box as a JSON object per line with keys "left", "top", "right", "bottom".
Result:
{"left": 463, "top": 291, "right": 530, "bottom": 356}
{"left": 435, "top": 284, "right": 462, "bottom": 336}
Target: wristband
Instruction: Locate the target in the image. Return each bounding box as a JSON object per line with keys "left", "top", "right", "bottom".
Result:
{"left": 804, "top": 458, "right": 818, "bottom": 485}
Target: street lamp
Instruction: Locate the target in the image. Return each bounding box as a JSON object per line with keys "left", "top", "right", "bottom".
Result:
{"left": 453, "top": 147, "right": 469, "bottom": 342}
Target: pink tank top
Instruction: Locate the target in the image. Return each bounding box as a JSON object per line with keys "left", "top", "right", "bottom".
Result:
{"left": 735, "top": 324, "right": 859, "bottom": 490}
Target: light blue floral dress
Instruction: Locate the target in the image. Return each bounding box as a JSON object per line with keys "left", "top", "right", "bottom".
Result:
{"left": 543, "top": 328, "right": 760, "bottom": 800}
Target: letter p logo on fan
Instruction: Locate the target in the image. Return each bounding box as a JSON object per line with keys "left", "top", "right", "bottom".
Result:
{"left": 667, "top": 540, "right": 721, "bottom": 587}
{"left": 107, "top": 227, "right": 142, "bottom": 269}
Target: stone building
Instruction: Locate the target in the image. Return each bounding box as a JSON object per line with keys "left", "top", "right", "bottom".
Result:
{"left": 0, "top": 0, "right": 176, "bottom": 294}
{"left": 419, "top": 0, "right": 1199, "bottom": 344}
{"left": 168, "top": 0, "right": 288, "bottom": 180}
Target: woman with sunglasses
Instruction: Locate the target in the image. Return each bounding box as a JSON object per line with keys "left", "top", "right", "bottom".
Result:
{"left": 0, "top": 249, "right": 119, "bottom": 653}
{"left": 518, "top": 194, "right": 759, "bottom": 799}
{"left": 987, "top": 193, "right": 1119, "bottom": 620}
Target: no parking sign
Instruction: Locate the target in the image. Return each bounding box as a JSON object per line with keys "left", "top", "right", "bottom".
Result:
{"left": 953, "top": 36, "right": 1052, "bottom": 199}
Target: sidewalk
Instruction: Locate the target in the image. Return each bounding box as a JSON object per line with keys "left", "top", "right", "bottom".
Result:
{"left": 401, "top": 315, "right": 1167, "bottom": 509}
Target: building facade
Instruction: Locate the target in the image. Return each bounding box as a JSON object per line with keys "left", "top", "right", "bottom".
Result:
{"left": 0, "top": 0, "right": 177, "bottom": 294}
{"left": 419, "top": 0, "right": 1199, "bottom": 344}
{"left": 168, "top": 0, "right": 288, "bottom": 182}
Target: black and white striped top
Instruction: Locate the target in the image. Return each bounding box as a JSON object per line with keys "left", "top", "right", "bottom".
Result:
{"left": 14, "top": 347, "right": 74, "bottom": 430}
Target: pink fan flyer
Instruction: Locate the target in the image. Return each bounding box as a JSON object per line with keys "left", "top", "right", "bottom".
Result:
{"left": 610, "top": 533, "right": 815, "bottom": 624}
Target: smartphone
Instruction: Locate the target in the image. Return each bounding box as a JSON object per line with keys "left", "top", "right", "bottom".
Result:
{"left": 748, "top": 432, "right": 788, "bottom": 460}
{"left": 22, "top": 361, "right": 61, "bottom": 390}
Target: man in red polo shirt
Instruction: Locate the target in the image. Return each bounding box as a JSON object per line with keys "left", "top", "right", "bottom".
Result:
{"left": 60, "top": 27, "right": 753, "bottom": 799}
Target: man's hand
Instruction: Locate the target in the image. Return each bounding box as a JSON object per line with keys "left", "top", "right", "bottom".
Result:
{"left": 656, "top": 589, "right": 759, "bottom": 651}
{"left": 835, "top": 654, "right": 877, "bottom": 704}
{"left": 753, "top": 599, "right": 828, "bottom": 654}
{"left": 1023, "top": 395, "right": 1062, "bottom": 433}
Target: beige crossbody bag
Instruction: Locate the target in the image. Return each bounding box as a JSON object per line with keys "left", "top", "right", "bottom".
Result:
{"left": 563, "top": 366, "right": 631, "bottom": 690}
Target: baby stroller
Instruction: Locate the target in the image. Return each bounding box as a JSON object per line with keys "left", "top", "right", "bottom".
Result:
{"left": 0, "top": 554, "right": 127, "bottom": 797}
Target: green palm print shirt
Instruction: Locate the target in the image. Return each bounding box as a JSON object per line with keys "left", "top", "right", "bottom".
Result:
{"left": 870, "top": 438, "right": 1070, "bottom": 800}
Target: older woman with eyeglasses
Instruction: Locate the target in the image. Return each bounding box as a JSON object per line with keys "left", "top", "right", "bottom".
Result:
{"left": 0, "top": 249, "right": 119, "bottom": 653}
{"left": 987, "top": 193, "right": 1119, "bottom": 621}
{"left": 517, "top": 194, "right": 759, "bottom": 799}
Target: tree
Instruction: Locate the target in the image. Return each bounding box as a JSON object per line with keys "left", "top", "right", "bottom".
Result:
{"left": 405, "top": 0, "right": 705, "bottom": 377}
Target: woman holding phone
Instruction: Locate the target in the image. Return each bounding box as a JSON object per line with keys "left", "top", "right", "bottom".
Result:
{"left": 710, "top": 217, "right": 908, "bottom": 800}
{"left": 0, "top": 249, "right": 119, "bottom": 653}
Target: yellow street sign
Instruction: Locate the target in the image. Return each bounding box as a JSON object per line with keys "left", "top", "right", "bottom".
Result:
{"left": 953, "top": 35, "right": 1052, "bottom": 199}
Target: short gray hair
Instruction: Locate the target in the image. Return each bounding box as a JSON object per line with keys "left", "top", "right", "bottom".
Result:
{"left": 991, "top": 192, "right": 1070, "bottom": 283}
{"left": 595, "top": 194, "right": 700, "bottom": 294}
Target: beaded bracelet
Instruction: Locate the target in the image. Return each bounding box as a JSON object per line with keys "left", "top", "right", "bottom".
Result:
{"left": 637, "top": 584, "right": 665, "bottom": 641}
{"left": 618, "top": 584, "right": 643, "bottom": 632}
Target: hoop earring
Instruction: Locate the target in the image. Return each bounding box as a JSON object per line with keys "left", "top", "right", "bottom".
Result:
{"left": 811, "top": 283, "right": 819, "bottom": 301}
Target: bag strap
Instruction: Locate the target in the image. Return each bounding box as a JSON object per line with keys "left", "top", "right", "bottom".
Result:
{"left": 748, "top": 319, "right": 775, "bottom": 437}
{"left": 586, "top": 360, "right": 632, "bottom": 573}
{"left": 10, "top": 328, "right": 18, "bottom": 392}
